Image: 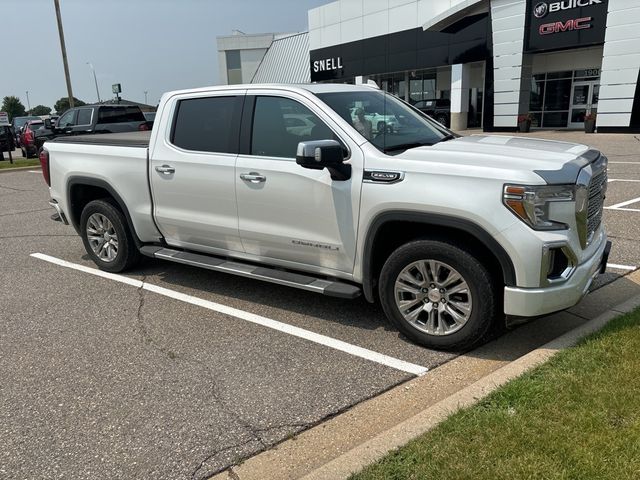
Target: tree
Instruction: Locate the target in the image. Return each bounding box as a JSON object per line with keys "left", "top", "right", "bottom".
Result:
{"left": 31, "top": 105, "right": 52, "bottom": 116}
{"left": 54, "top": 97, "right": 86, "bottom": 114}
{"left": 1, "top": 96, "right": 27, "bottom": 122}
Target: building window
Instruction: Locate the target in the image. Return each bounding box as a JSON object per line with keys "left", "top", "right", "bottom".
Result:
{"left": 226, "top": 50, "right": 242, "bottom": 84}
{"left": 529, "top": 70, "right": 600, "bottom": 128}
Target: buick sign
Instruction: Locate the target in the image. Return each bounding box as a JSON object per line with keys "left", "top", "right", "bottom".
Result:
{"left": 534, "top": 2, "right": 548, "bottom": 18}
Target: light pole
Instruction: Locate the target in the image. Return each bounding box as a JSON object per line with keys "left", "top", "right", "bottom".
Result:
{"left": 54, "top": 0, "right": 74, "bottom": 108}
{"left": 25, "top": 91, "right": 31, "bottom": 113}
{"left": 87, "top": 62, "right": 101, "bottom": 102}
{"left": 144, "top": 91, "right": 148, "bottom": 105}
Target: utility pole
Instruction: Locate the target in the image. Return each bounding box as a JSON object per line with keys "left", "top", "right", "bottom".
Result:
{"left": 54, "top": 0, "right": 74, "bottom": 108}
{"left": 144, "top": 91, "right": 148, "bottom": 105}
{"left": 25, "top": 91, "right": 31, "bottom": 113}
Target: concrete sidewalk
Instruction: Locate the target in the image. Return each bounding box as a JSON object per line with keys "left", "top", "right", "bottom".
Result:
{"left": 213, "top": 270, "right": 640, "bottom": 480}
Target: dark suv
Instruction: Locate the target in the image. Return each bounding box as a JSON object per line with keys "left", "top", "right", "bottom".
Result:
{"left": 47, "top": 104, "right": 150, "bottom": 137}
{"left": 414, "top": 99, "right": 451, "bottom": 127}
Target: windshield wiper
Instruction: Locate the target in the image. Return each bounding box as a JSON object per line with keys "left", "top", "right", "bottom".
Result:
{"left": 436, "top": 133, "right": 457, "bottom": 143}
{"left": 383, "top": 142, "right": 433, "bottom": 153}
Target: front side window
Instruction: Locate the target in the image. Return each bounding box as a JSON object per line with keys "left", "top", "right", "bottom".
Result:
{"left": 57, "top": 110, "right": 76, "bottom": 128}
{"left": 251, "top": 96, "right": 339, "bottom": 158}
{"left": 76, "top": 108, "right": 93, "bottom": 126}
{"left": 316, "top": 90, "right": 450, "bottom": 154}
{"left": 171, "top": 96, "right": 240, "bottom": 154}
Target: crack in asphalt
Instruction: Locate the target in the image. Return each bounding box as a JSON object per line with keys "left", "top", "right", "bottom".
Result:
{"left": 133, "top": 281, "right": 306, "bottom": 480}
{"left": 0, "top": 234, "right": 77, "bottom": 239}
{"left": 0, "top": 183, "right": 33, "bottom": 192}
{"left": 0, "top": 208, "right": 52, "bottom": 218}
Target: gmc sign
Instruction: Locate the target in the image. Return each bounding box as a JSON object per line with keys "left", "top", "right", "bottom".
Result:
{"left": 539, "top": 16, "right": 592, "bottom": 34}
{"left": 526, "top": 0, "right": 608, "bottom": 52}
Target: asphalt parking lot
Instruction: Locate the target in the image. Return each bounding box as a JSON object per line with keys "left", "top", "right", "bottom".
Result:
{"left": 1, "top": 132, "right": 639, "bottom": 479}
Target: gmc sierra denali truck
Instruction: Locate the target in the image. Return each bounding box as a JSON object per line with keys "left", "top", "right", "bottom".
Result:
{"left": 40, "top": 83, "right": 611, "bottom": 350}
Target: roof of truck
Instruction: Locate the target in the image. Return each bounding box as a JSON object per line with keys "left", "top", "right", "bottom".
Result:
{"left": 162, "top": 83, "right": 379, "bottom": 98}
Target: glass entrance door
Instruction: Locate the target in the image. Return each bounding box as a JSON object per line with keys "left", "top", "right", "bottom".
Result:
{"left": 569, "top": 81, "right": 599, "bottom": 128}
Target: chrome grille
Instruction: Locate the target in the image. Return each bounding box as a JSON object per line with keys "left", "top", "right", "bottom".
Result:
{"left": 586, "top": 162, "right": 607, "bottom": 242}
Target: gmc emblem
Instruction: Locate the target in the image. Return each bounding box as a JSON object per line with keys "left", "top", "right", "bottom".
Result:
{"left": 539, "top": 17, "right": 592, "bottom": 35}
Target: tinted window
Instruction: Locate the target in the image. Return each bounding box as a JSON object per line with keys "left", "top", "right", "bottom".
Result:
{"left": 97, "top": 106, "right": 145, "bottom": 123}
{"left": 77, "top": 108, "right": 93, "bottom": 125}
{"left": 171, "top": 96, "right": 240, "bottom": 153}
{"left": 251, "top": 96, "right": 338, "bottom": 159}
{"left": 57, "top": 110, "right": 76, "bottom": 128}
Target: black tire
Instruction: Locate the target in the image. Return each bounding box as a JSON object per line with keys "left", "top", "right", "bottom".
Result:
{"left": 80, "top": 199, "right": 140, "bottom": 273}
{"left": 435, "top": 114, "right": 449, "bottom": 127}
{"left": 379, "top": 239, "right": 498, "bottom": 351}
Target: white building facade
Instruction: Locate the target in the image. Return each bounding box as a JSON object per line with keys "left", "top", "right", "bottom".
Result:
{"left": 305, "top": 0, "right": 640, "bottom": 132}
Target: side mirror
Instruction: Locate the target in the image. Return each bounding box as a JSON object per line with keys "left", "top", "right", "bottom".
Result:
{"left": 44, "top": 118, "right": 52, "bottom": 129}
{"left": 296, "top": 140, "right": 350, "bottom": 181}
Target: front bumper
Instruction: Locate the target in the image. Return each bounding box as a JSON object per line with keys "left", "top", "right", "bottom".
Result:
{"left": 504, "top": 237, "right": 611, "bottom": 317}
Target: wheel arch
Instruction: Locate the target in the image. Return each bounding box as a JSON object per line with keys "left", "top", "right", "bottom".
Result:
{"left": 67, "top": 176, "right": 142, "bottom": 247}
{"left": 362, "top": 211, "right": 516, "bottom": 302}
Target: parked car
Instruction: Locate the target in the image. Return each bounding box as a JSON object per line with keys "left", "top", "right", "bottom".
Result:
{"left": 12, "top": 116, "right": 41, "bottom": 147}
{"left": 0, "top": 126, "right": 16, "bottom": 157}
{"left": 41, "top": 83, "right": 610, "bottom": 351}
{"left": 414, "top": 99, "right": 451, "bottom": 127}
{"left": 143, "top": 111, "right": 156, "bottom": 124}
{"left": 20, "top": 120, "right": 53, "bottom": 158}
{"left": 45, "top": 104, "right": 151, "bottom": 141}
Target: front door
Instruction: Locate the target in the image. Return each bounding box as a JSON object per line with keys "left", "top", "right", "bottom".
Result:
{"left": 569, "top": 81, "right": 599, "bottom": 129}
{"left": 235, "top": 93, "right": 363, "bottom": 275}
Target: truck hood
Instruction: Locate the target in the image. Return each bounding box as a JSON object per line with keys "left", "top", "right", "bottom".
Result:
{"left": 397, "top": 135, "right": 596, "bottom": 184}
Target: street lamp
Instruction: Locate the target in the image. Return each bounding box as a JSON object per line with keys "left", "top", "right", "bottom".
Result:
{"left": 144, "top": 91, "right": 148, "bottom": 105}
{"left": 25, "top": 91, "right": 31, "bottom": 112}
{"left": 87, "top": 62, "right": 101, "bottom": 102}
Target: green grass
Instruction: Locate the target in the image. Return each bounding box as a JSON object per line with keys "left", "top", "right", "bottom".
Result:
{"left": 351, "top": 307, "right": 640, "bottom": 480}
{"left": 0, "top": 158, "right": 41, "bottom": 169}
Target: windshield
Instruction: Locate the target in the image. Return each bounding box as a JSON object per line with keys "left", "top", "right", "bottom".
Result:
{"left": 14, "top": 116, "right": 40, "bottom": 129}
{"left": 315, "top": 90, "right": 453, "bottom": 154}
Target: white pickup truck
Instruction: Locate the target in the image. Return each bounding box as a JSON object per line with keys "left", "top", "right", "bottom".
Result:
{"left": 41, "top": 83, "right": 611, "bottom": 350}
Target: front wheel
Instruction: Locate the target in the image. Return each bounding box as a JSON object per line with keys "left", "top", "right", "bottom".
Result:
{"left": 80, "top": 199, "right": 140, "bottom": 273}
{"left": 379, "top": 239, "right": 499, "bottom": 351}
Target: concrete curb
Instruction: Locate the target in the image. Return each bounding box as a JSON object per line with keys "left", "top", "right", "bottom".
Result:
{"left": 301, "top": 292, "right": 640, "bottom": 480}
{"left": 0, "top": 165, "right": 40, "bottom": 174}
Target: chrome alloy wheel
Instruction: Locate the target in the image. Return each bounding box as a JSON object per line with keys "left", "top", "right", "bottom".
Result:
{"left": 86, "top": 213, "right": 119, "bottom": 263}
{"left": 394, "top": 260, "right": 473, "bottom": 336}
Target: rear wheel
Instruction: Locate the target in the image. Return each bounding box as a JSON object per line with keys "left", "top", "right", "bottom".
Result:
{"left": 80, "top": 199, "right": 140, "bottom": 272}
{"left": 379, "top": 239, "right": 498, "bottom": 351}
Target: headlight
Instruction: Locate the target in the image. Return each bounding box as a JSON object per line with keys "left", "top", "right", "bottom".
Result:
{"left": 503, "top": 184, "right": 574, "bottom": 230}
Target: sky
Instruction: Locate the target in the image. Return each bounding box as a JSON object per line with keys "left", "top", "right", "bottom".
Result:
{"left": 2, "top": 0, "right": 328, "bottom": 110}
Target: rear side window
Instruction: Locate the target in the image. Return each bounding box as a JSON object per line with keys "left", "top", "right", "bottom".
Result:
{"left": 171, "top": 96, "right": 241, "bottom": 154}
{"left": 97, "top": 106, "right": 145, "bottom": 123}
{"left": 77, "top": 108, "right": 93, "bottom": 125}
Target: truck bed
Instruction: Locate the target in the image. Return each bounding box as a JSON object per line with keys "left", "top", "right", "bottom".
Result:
{"left": 48, "top": 131, "right": 151, "bottom": 148}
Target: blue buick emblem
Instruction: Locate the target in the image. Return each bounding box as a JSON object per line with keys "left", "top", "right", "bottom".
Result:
{"left": 534, "top": 2, "right": 548, "bottom": 18}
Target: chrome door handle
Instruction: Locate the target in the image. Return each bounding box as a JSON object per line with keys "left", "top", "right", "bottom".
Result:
{"left": 240, "top": 172, "right": 266, "bottom": 183}
{"left": 155, "top": 165, "right": 175, "bottom": 175}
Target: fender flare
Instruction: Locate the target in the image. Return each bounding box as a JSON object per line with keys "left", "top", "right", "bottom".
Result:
{"left": 66, "top": 176, "right": 142, "bottom": 247}
{"left": 361, "top": 211, "right": 516, "bottom": 302}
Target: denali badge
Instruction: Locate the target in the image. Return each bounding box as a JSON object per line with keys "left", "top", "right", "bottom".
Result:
{"left": 292, "top": 239, "right": 339, "bottom": 251}
{"left": 363, "top": 170, "right": 405, "bottom": 184}
{"left": 534, "top": 2, "right": 548, "bottom": 18}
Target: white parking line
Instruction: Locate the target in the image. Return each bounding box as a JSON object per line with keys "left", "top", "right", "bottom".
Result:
{"left": 607, "top": 196, "right": 640, "bottom": 209}
{"left": 607, "top": 263, "right": 637, "bottom": 271}
{"left": 608, "top": 161, "right": 640, "bottom": 164}
{"left": 28, "top": 170, "right": 41, "bottom": 173}
{"left": 607, "top": 179, "right": 640, "bottom": 183}
{"left": 30, "top": 253, "right": 429, "bottom": 377}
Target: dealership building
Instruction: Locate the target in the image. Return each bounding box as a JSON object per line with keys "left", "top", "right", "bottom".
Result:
{"left": 218, "top": 0, "right": 640, "bottom": 132}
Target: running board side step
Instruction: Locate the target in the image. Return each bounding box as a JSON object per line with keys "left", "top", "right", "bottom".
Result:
{"left": 139, "top": 246, "right": 361, "bottom": 299}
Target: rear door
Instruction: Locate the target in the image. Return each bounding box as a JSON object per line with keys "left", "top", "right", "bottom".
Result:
{"left": 149, "top": 90, "right": 245, "bottom": 254}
